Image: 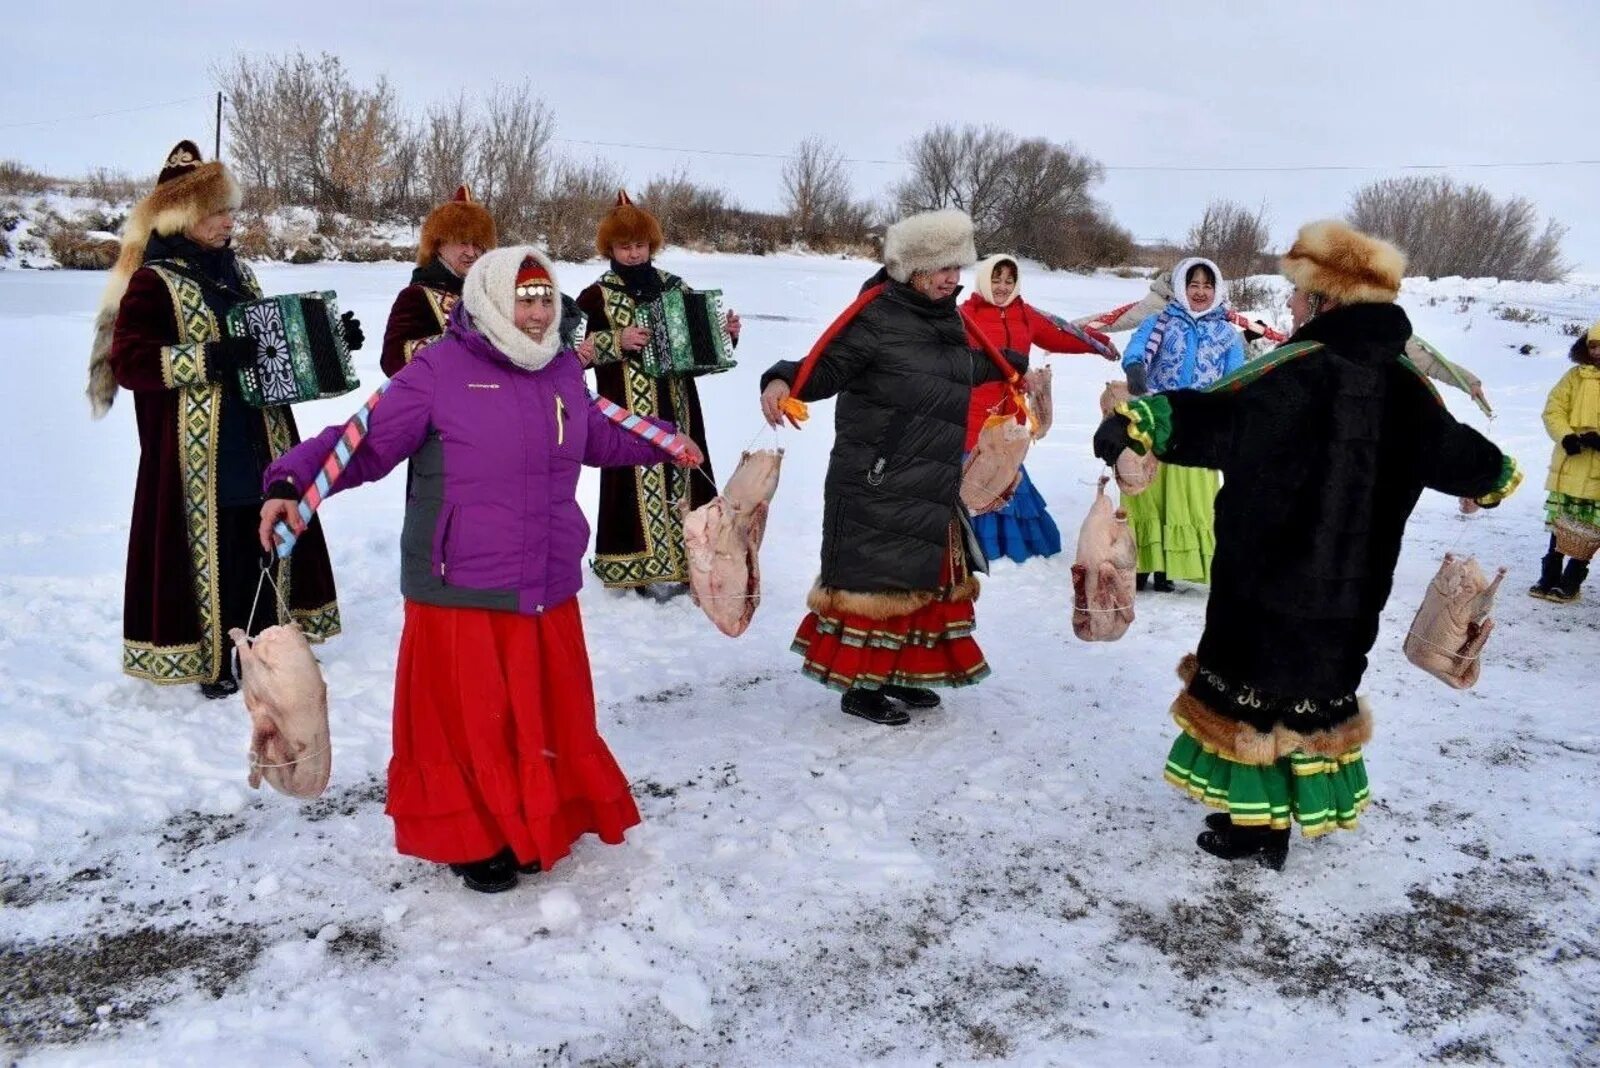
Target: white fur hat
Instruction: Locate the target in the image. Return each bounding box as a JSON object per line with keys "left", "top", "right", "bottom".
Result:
{"left": 883, "top": 208, "right": 977, "bottom": 284}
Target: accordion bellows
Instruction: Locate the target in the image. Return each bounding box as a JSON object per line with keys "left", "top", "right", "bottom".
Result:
{"left": 636, "top": 289, "right": 737, "bottom": 378}
{"left": 227, "top": 291, "right": 360, "bottom": 407}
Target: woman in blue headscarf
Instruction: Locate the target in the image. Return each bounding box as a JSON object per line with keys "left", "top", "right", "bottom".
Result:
{"left": 1121, "top": 257, "right": 1246, "bottom": 591}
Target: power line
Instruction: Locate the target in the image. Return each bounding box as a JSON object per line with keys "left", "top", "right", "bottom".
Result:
{"left": 0, "top": 94, "right": 211, "bottom": 131}
{"left": 553, "top": 134, "right": 1600, "bottom": 174}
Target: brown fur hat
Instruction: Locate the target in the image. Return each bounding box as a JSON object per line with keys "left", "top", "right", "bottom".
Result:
{"left": 87, "top": 140, "right": 243, "bottom": 418}
{"left": 417, "top": 184, "right": 497, "bottom": 267}
{"left": 1280, "top": 220, "right": 1407, "bottom": 305}
{"left": 595, "top": 189, "right": 663, "bottom": 258}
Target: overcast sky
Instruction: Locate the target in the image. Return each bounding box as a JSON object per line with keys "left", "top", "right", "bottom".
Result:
{"left": 6, "top": 0, "right": 1597, "bottom": 271}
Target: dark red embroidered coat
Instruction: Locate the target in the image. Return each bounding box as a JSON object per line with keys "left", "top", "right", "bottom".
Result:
{"left": 109, "top": 262, "right": 340, "bottom": 684}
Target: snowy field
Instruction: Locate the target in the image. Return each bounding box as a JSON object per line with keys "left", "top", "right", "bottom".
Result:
{"left": 1, "top": 252, "right": 1596, "bottom": 1066}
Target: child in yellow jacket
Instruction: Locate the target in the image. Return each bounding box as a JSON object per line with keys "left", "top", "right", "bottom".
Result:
{"left": 1532, "top": 320, "right": 1600, "bottom": 602}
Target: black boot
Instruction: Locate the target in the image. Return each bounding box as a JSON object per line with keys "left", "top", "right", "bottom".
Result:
{"left": 1151, "top": 571, "right": 1176, "bottom": 593}
{"left": 199, "top": 677, "right": 240, "bottom": 700}
{"left": 1529, "top": 551, "right": 1565, "bottom": 600}
{"left": 493, "top": 847, "right": 542, "bottom": 877}
{"left": 1196, "top": 825, "right": 1290, "bottom": 871}
{"left": 1136, "top": 572, "right": 1149, "bottom": 592}
{"left": 881, "top": 684, "right": 941, "bottom": 709}
{"left": 1204, "top": 811, "right": 1232, "bottom": 833}
{"left": 840, "top": 688, "right": 910, "bottom": 726}
{"left": 449, "top": 852, "right": 518, "bottom": 893}
{"left": 1555, "top": 558, "right": 1589, "bottom": 603}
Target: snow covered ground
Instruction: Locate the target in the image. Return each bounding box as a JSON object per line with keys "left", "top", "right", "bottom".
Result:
{"left": 1, "top": 252, "right": 1596, "bottom": 1066}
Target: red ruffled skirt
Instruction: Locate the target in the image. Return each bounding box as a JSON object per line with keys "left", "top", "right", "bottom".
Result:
{"left": 386, "top": 598, "right": 640, "bottom": 869}
{"left": 791, "top": 531, "right": 990, "bottom": 691}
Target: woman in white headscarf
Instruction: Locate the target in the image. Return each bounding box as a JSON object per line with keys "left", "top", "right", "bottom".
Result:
{"left": 1119, "top": 258, "right": 1246, "bottom": 590}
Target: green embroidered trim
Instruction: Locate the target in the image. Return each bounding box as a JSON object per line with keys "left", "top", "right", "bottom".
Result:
{"left": 590, "top": 367, "right": 693, "bottom": 587}
{"left": 160, "top": 343, "right": 208, "bottom": 388}
{"left": 1116, "top": 396, "right": 1172, "bottom": 457}
{"left": 122, "top": 640, "right": 208, "bottom": 684}
{"left": 1206, "top": 340, "right": 1324, "bottom": 394}
{"left": 1477, "top": 456, "right": 1522, "bottom": 507}
{"left": 293, "top": 601, "right": 342, "bottom": 642}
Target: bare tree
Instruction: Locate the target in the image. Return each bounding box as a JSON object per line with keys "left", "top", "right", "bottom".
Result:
{"left": 1185, "top": 199, "right": 1273, "bottom": 306}
{"left": 781, "top": 137, "right": 850, "bottom": 240}
{"left": 892, "top": 123, "right": 1121, "bottom": 268}
{"left": 418, "top": 93, "right": 478, "bottom": 208}
{"left": 475, "top": 82, "right": 555, "bottom": 239}
{"left": 1348, "top": 176, "right": 1568, "bottom": 281}
{"left": 894, "top": 125, "right": 1016, "bottom": 245}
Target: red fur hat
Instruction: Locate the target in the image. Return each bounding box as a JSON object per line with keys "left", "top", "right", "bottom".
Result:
{"left": 417, "top": 184, "right": 497, "bottom": 267}
{"left": 595, "top": 189, "right": 663, "bottom": 258}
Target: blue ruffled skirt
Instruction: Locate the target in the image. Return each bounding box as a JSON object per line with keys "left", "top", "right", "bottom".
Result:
{"left": 971, "top": 465, "right": 1061, "bottom": 564}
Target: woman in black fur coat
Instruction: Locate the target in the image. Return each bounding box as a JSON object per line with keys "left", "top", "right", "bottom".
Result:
{"left": 1093, "top": 220, "right": 1521, "bottom": 870}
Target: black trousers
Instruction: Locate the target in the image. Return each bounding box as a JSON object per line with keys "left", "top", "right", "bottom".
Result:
{"left": 216, "top": 503, "right": 275, "bottom": 682}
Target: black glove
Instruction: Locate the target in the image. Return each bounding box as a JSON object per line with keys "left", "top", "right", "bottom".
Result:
{"left": 1562, "top": 433, "right": 1584, "bottom": 456}
{"left": 1580, "top": 430, "right": 1600, "bottom": 451}
{"left": 1125, "top": 363, "right": 1148, "bottom": 396}
{"left": 1093, "top": 413, "right": 1135, "bottom": 466}
{"left": 204, "top": 336, "right": 258, "bottom": 383}
{"left": 341, "top": 311, "right": 365, "bottom": 351}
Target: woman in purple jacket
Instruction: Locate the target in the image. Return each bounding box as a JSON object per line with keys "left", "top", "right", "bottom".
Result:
{"left": 259, "top": 247, "right": 701, "bottom": 893}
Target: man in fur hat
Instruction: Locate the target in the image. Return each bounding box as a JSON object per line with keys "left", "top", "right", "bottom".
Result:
{"left": 382, "top": 185, "right": 592, "bottom": 376}
{"left": 575, "top": 190, "right": 740, "bottom": 601}
{"left": 89, "top": 140, "right": 352, "bottom": 697}
{"left": 1092, "top": 220, "right": 1520, "bottom": 869}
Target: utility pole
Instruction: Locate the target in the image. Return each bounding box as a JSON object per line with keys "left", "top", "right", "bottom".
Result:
{"left": 214, "top": 92, "right": 223, "bottom": 161}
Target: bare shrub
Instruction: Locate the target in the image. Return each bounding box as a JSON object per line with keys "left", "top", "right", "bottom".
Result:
{"left": 639, "top": 170, "right": 738, "bottom": 248}
{"left": 79, "top": 168, "right": 149, "bottom": 204}
{"left": 1347, "top": 176, "right": 1568, "bottom": 281}
{"left": 215, "top": 51, "right": 411, "bottom": 219}
{"left": 1186, "top": 200, "right": 1271, "bottom": 282}
{"left": 46, "top": 228, "right": 120, "bottom": 269}
{"left": 0, "top": 160, "right": 51, "bottom": 195}
{"left": 1495, "top": 305, "right": 1548, "bottom": 324}
{"left": 541, "top": 156, "right": 624, "bottom": 262}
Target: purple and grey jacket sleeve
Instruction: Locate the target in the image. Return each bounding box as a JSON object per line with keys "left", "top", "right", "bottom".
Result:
{"left": 581, "top": 400, "right": 681, "bottom": 468}
{"left": 263, "top": 359, "right": 436, "bottom": 497}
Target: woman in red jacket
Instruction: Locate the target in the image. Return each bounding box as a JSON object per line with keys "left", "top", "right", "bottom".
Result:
{"left": 962, "top": 254, "right": 1118, "bottom": 562}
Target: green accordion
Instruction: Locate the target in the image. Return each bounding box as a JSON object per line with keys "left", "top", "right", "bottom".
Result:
{"left": 225, "top": 291, "right": 360, "bottom": 407}
{"left": 635, "top": 289, "right": 736, "bottom": 378}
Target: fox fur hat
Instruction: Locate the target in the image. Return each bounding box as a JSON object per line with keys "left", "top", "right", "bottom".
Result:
{"left": 417, "top": 184, "right": 497, "bottom": 267}
{"left": 883, "top": 208, "right": 977, "bottom": 284}
{"left": 1280, "top": 220, "right": 1407, "bottom": 305}
{"left": 87, "top": 140, "right": 243, "bottom": 418}
{"left": 595, "top": 189, "right": 663, "bottom": 258}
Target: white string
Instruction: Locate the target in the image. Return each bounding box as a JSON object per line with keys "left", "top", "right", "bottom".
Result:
{"left": 1403, "top": 629, "right": 1486, "bottom": 664}
{"left": 248, "top": 744, "right": 330, "bottom": 771}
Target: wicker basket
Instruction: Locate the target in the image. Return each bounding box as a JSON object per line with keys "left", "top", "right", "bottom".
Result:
{"left": 1553, "top": 515, "right": 1600, "bottom": 562}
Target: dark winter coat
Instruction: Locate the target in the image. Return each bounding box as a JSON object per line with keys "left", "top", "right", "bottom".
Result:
{"left": 1120, "top": 302, "right": 1515, "bottom": 704}
{"left": 380, "top": 257, "right": 462, "bottom": 376}
{"left": 763, "top": 281, "right": 1027, "bottom": 599}
{"left": 109, "top": 251, "right": 340, "bottom": 685}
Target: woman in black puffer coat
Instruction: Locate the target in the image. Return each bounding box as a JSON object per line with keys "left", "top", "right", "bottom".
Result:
{"left": 760, "top": 210, "right": 1027, "bottom": 727}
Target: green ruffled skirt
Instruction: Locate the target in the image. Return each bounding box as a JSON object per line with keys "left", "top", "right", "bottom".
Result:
{"left": 1124, "top": 463, "right": 1218, "bottom": 582}
{"left": 1163, "top": 728, "right": 1370, "bottom": 837}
